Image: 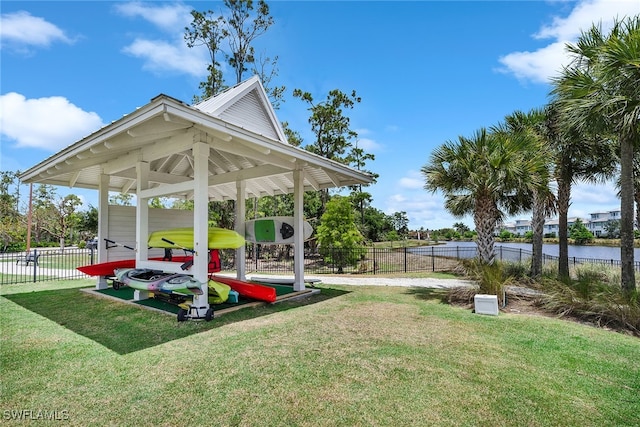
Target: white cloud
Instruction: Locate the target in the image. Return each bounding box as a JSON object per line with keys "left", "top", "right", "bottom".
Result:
{"left": 535, "top": 0, "right": 639, "bottom": 41}
{"left": 498, "top": 41, "right": 568, "bottom": 84}
{"left": 116, "top": 2, "right": 208, "bottom": 77}
{"left": 0, "top": 11, "right": 73, "bottom": 51}
{"left": 115, "top": 2, "right": 194, "bottom": 33}
{"left": 570, "top": 180, "right": 620, "bottom": 211}
{"left": 122, "top": 39, "right": 208, "bottom": 77}
{"left": 355, "top": 128, "right": 371, "bottom": 136}
{"left": 398, "top": 170, "right": 424, "bottom": 190}
{"left": 356, "top": 138, "right": 382, "bottom": 152}
{"left": 499, "top": 0, "right": 640, "bottom": 83}
{"left": 0, "top": 92, "right": 104, "bottom": 151}
{"left": 384, "top": 191, "right": 469, "bottom": 231}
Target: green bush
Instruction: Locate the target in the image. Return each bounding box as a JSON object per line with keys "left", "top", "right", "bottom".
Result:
{"left": 459, "top": 259, "right": 517, "bottom": 306}
{"left": 538, "top": 265, "right": 640, "bottom": 336}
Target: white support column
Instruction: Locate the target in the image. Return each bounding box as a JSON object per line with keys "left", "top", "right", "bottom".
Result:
{"left": 235, "top": 180, "right": 246, "bottom": 281}
{"left": 96, "top": 173, "right": 110, "bottom": 290}
{"left": 191, "top": 141, "right": 210, "bottom": 316}
{"left": 135, "top": 162, "right": 149, "bottom": 267}
{"left": 293, "top": 168, "right": 305, "bottom": 291}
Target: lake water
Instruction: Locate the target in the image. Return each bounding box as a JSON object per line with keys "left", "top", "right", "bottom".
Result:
{"left": 436, "top": 240, "right": 637, "bottom": 261}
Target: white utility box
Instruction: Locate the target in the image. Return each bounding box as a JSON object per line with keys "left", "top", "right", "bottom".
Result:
{"left": 474, "top": 294, "right": 499, "bottom": 316}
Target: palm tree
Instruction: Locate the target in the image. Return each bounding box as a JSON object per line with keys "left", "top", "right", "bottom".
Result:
{"left": 422, "top": 128, "right": 548, "bottom": 264}
{"left": 542, "top": 102, "right": 617, "bottom": 281}
{"left": 552, "top": 16, "right": 640, "bottom": 293}
{"left": 499, "top": 108, "right": 556, "bottom": 278}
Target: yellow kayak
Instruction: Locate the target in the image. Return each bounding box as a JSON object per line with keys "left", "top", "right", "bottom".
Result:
{"left": 148, "top": 227, "right": 245, "bottom": 249}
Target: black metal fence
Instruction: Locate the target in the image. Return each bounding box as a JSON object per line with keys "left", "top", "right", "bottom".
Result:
{"left": 0, "top": 248, "right": 96, "bottom": 286}
{"left": 492, "top": 245, "right": 640, "bottom": 271}
{"left": 3, "top": 245, "right": 640, "bottom": 286}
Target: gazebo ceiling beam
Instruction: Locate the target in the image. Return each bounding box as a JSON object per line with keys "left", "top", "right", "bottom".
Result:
{"left": 112, "top": 169, "right": 192, "bottom": 185}
{"left": 207, "top": 156, "right": 229, "bottom": 174}
{"left": 208, "top": 164, "right": 288, "bottom": 187}
{"left": 197, "top": 130, "right": 297, "bottom": 171}
{"left": 103, "top": 133, "right": 195, "bottom": 175}
{"left": 69, "top": 171, "right": 81, "bottom": 187}
{"left": 324, "top": 170, "right": 342, "bottom": 187}
{"left": 212, "top": 149, "right": 244, "bottom": 171}
{"left": 263, "top": 176, "right": 289, "bottom": 194}
{"left": 303, "top": 172, "right": 320, "bottom": 191}
{"left": 122, "top": 179, "right": 136, "bottom": 194}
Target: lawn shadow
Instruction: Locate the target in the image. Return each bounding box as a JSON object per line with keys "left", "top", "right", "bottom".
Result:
{"left": 3, "top": 285, "right": 350, "bottom": 355}
{"left": 403, "top": 287, "right": 450, "bottom": 304}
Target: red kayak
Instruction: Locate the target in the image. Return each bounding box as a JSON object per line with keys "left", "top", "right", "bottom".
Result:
{"left": 77, "top": 256, "right": 194, "bottom": 277}
{"left": 78, "top": 250, "right": 221, "bottom": 277}
{"left": 211, "top": 275, "right": 276, "bottom": 303}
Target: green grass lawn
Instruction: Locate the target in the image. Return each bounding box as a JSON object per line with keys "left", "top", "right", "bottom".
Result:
{"left": 1, "top": 279, "right": 639, "bottom": 426}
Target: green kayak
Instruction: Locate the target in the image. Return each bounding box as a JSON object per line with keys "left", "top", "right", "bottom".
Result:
{"left": 148, "top": 227, "right": 245, "bottom": 249}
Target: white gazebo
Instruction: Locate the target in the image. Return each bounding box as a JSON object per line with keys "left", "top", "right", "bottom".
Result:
{"left": 19, "top": 76, "right": 373, "bottom": 317}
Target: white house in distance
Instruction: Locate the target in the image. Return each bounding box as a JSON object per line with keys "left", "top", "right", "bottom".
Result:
{"left": 587, "top": 209, "right": 622, "bottom": 237}
{"left": 498, "top": 208, "right": 623, "bottom": 238}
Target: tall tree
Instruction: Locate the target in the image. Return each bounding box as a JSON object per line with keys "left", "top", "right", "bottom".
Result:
{"left": 390, "top": 211, "right": 409, "bottom": 237}
{"left": 294, "top": 88, "right": 362, "bottom": 213}
{"left": 78, "top": 205, "right": 99, "bottom": 240}
{"left": 53, "top": 194, "right": 82, "bottom": 249}
{"left": 252, "top": 52, "right": 285, "bottom": 109}
{"left": 346, "top": 139, "right": 378, "bottom": 227}
{"left": 224, "top": 0, "right": 274, "bottom": 84}
{"left": 184, "top": 9, "right": 226, "bottom": 101}
{"left": 109, "top": 192, "right": 133, "bottom": 206}
{"left": 294, "top": 88, "right": 361, "bottom": 162}
{"left": 32, "top": 184, "right": 57, "bottom": 244}
{"left": 543, "top": 103, "right": 616, "bottom": 280}
{"left": 499, "top": 108, "right": 556, "bottom": 278}
{"left": 552, "top": 16, "right": 640, "bottom": 293}
{"left": 422, "top": 128, "right": 548, "bottom": 264}
{"left": 0, "top": 171, "right": 24, "bottom": 251}
{"left": 185, "top": 0, "right": 282, "bottom": 104}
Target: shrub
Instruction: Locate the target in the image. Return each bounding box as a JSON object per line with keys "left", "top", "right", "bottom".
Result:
{"left": 454, "top": 259, "right": 517, "bottom": 306}
{"left": 538, "top": 265, "right": 640, "bottom": 336}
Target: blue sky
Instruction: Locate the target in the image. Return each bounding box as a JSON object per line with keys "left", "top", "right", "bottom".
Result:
{"left": 1, "top": 0, "right": 639, "bottom": 230}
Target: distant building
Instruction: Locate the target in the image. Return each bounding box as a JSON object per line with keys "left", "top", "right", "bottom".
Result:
{"left": 497, "top": 208, "right": 624, "bottom": 238}
{"left": 543, "top": 217, "right": 584, "bottom": 237}
{"left": 586, "top": 209, "right": 621, "bottom": 237}
{"left": 515, "top": 219, "right": 532, "bottom": 235}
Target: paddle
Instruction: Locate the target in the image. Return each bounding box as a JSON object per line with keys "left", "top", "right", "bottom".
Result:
{"left": 161, "top": 238, "right": 196, "bottom": 270}
{"left": 104, "top": 238, "right": 135, "bottom": 251}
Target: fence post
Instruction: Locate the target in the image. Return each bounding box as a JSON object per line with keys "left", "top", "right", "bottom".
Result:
{"left": 432, "top": 246, "right": 435, "bottom": 272}
{"left": 90, "top": 247, "right": 95, "bottom": 265}
{"left": 519, "top": 248, "right": 522, "bottom": 263}
{"left": 32, "top": 249, "right": 38, "bottom": 283}
{"left": 373, "top": 247, "right": 377, "bottom": 274}
{"left": 404, "top": 247, "right": 407, "bottom": 273}
{"left": 332, "top": 247, "right": 335, "bottom": 274}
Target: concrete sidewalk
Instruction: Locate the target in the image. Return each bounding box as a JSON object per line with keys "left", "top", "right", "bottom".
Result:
{"left": 248, "top": 274, "right": 473, "bottom": 289}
